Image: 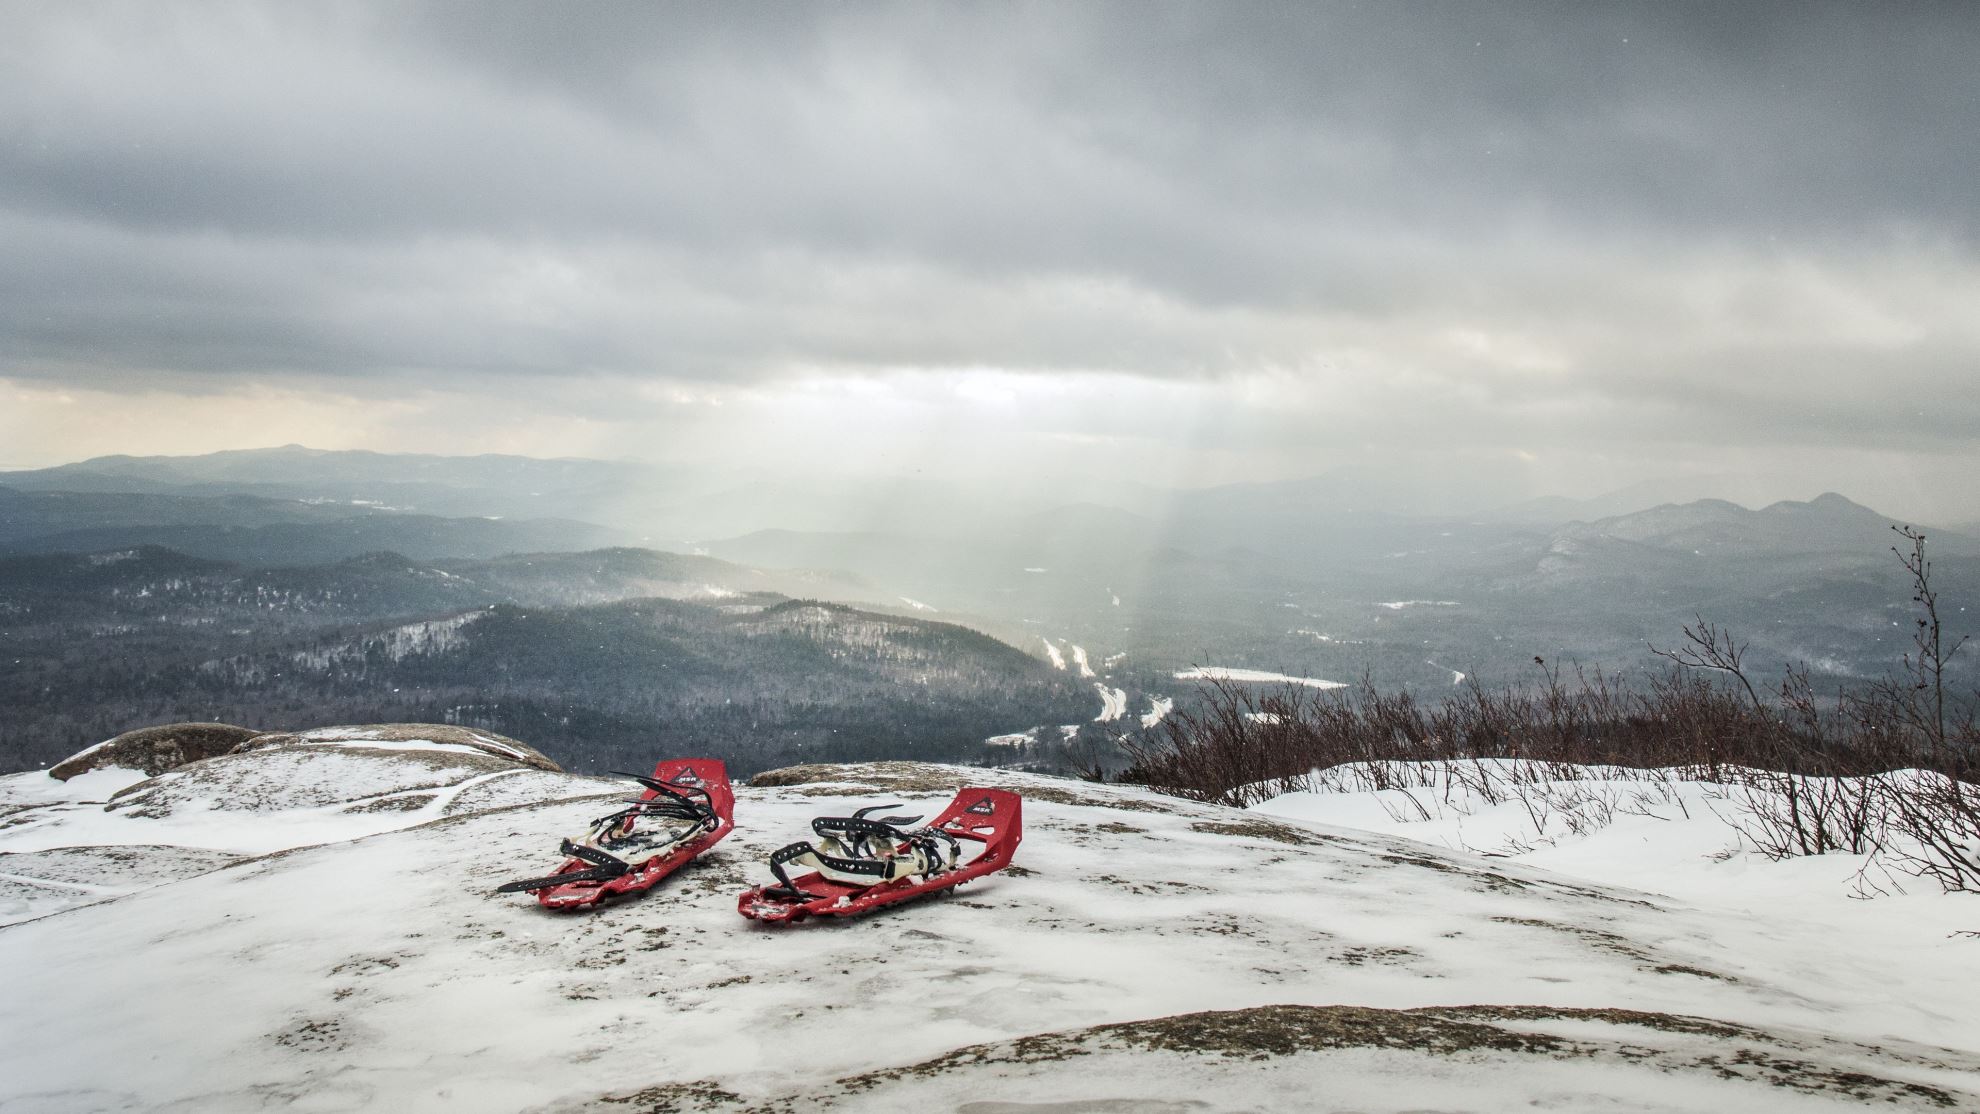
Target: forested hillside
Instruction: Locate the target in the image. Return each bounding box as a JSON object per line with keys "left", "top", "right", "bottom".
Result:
{"left": 0, "top": 548, "right": 1120, "bottom": 775}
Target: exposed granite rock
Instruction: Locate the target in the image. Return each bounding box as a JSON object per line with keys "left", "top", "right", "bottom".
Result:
{"left": 49, "top": 722, "right": 261, "bottom": 781}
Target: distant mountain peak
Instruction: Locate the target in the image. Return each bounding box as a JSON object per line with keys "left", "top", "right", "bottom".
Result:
{"left": 1756, "top": 492, "right": 1880, "bottom": 518}
{"left": 1563, "top": 493, "right": 1927, "bottom": 557}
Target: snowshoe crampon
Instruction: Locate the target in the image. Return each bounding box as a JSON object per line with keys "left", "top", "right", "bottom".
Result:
{"left": 737, "top": 787, "right": 1021, "bottom": 923}
{"left": 497, "top": 758, "right": 735, "bottom": 910}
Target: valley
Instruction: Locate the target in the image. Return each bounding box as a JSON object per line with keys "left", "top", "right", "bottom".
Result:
{"left": 4, "top": 448, "right": 1977, "bottom": 785}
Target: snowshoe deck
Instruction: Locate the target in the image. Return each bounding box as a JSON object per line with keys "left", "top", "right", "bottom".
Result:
{"left": 737, "top": 787, "right": 1021, "bottom": 923}
{"left": 499, "top": 757, "right": 735, "bottom": 911}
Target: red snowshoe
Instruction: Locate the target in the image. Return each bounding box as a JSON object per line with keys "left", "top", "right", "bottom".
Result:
{"left": 737, "top": 787, "right": 1021, "bottom": 923}
{"left": 498, "top": 758, "right": 735, "bottom": 910}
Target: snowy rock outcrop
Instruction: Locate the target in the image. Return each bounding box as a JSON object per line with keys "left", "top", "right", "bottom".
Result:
{"left": 0, "top": 756, "right": 1975, "bottom": 1111}
{"left": 2, "top": 724, "right": 587, "bottom": 924}
{"left": 46, "top": 720, "right": 559, "bottom": 786}
{"left": 48, "top": 721, "right": 261, "bottom": 780}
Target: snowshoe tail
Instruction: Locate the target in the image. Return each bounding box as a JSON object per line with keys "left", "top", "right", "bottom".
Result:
{"left": 737, "top": 788, "right": 1021, "bottom": 924}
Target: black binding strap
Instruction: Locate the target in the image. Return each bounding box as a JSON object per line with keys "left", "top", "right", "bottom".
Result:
{"left": 812, "top": 816, "right": 907, "bottom": 844}
{"left": 765, "top": 839, "right": 891, "bottom": 894}
{"left": 767, "top": 840, "right": 823, "bottom": 897}
{"left": 610, "top": 772, "right": 718, "bottom": 825}
{"left": 811, "top": 803, "right": 923, "bottom": 853}
{"left": 495, "top": 865, "right": 625, "bottom": 893}
{"left": 560, "top": 839, "right": 631, "bottom": 875}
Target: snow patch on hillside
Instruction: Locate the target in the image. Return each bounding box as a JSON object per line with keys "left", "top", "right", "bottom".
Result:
{"left": 1175, "top": 667, "right": 1348, "bottom": 689}
{"left": 1042, "top": 638, "right": 1066, "bottom": 669}
{"left": 1093, "top": 684, "right": 1128, "bottom": 722}
{"left": 1069, "top": 644, "right": 1096, "bottom": 678}
{"left": 1426, "top": 659, "right": 1467, "bottom": 685}
{"left": 291, "top": 610, "right": 483, "bottom": 671}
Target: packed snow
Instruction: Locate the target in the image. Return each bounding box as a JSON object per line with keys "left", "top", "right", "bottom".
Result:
{"left": 1, "top": 750, "right": 1976, "bottom": 1111}
{"left": 1252, "top": 759, "right": 1980, "bottom": 1062}
{"left": 1041, "top": 638, "right": 1066, "bottom": 670}
{"left": 1174, "top": 667, "right": 1349, "bottom": 689}
{"left": 1140, "top": 695, "right": 1174, "bottom": 729}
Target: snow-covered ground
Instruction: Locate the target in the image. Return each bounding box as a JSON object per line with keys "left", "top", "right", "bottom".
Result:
{"left": 1, "top": 749, "right": 1976, "bottom": 1111}
{"left": 1252, "top": 762, "right": 1980, "bottom": 1076}
{"left": 1252, "top": 761, "right": 1979, "bottom": 909}
{"left": 286, "top": 725, "right": 544, "bottom": 766}
{"left": 1140, "top": 694, "right": 1174, "bottom": 729}
{"left": 1175, "top": 666, "right": 1349, "bottom": 689}
{"left": 1041, "top": 638, "right": 1067, "bottom": 670}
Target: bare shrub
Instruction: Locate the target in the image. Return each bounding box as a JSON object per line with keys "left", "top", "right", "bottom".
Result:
{"left": 1120, "top": 662, "right": 1784, "bottom": 810}
{"left": 1859, "top": 526, "right": 1980, "bottom": 890}
{"left": 1120, "top": 525, "right": 1978, "bottom": 891}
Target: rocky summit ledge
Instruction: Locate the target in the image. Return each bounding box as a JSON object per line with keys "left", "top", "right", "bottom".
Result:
{"left": 0, "top": 754, "right": 1973, "bottom": 1112}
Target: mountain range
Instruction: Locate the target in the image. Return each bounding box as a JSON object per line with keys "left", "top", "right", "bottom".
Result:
{"left": 4, "top": 446, "right": 1976, "bottom": 778}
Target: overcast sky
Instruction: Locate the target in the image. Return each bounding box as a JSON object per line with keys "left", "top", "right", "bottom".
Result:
{"left": 3, "top": 2, "right": 1977, "bottom": 518}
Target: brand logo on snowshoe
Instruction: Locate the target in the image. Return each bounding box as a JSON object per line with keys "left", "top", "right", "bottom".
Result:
{"left": 672, "top": 769, "right": 703, "bottom": 786}
{"left": 965, "top": 796, "right": 996, "bottom": 815}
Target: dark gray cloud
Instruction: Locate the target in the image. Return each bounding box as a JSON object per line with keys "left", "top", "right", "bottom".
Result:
{"left": 3, "top": 1, "right": 1978, "bottom": 506}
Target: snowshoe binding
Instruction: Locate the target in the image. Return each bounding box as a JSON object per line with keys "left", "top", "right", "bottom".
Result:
{"left": 737, "top": 787, "right": 1021, "bottom": 923}
{"left": 499, "top": 757, "right": 735, "bottom": 910}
